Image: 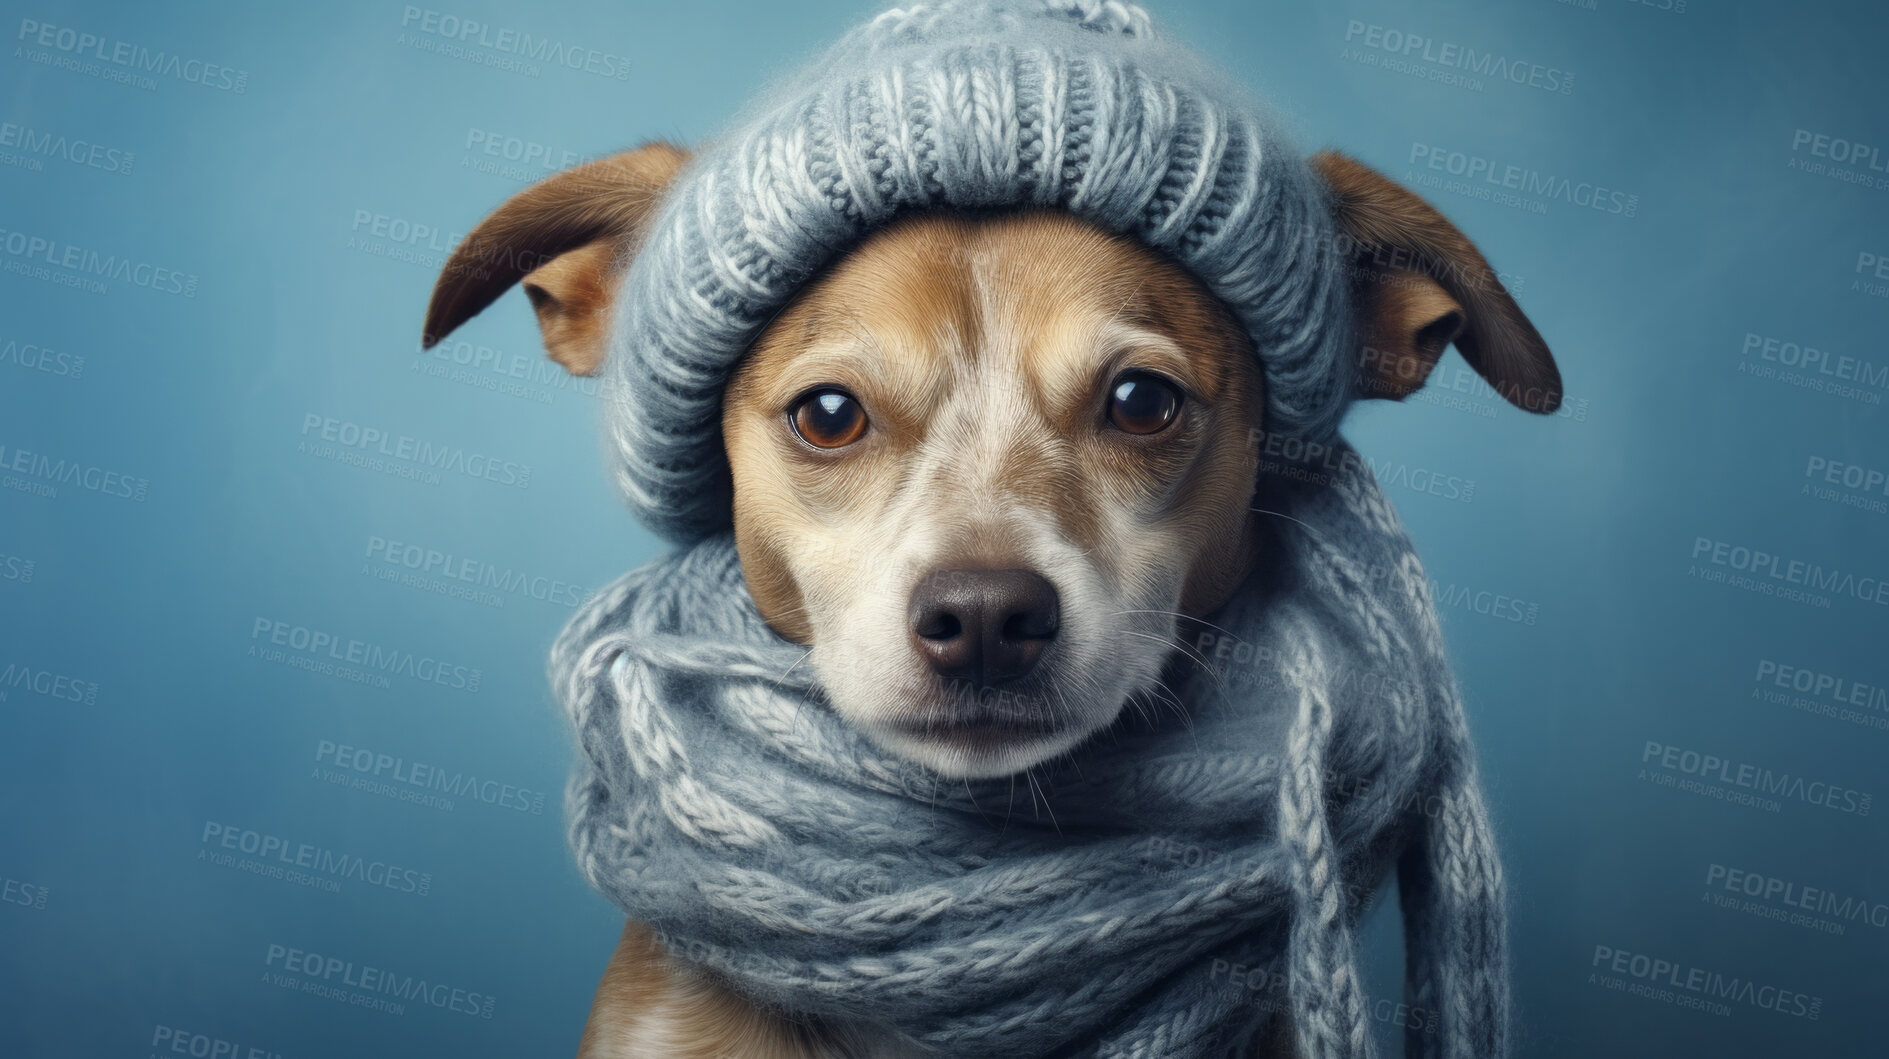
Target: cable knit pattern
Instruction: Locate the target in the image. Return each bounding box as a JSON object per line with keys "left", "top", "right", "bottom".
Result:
{"left": 551, "top": 443, "right": 1508, "bottom": 1058}
{"left": 604, "top": 0, "right": 1352, "bottom": 543}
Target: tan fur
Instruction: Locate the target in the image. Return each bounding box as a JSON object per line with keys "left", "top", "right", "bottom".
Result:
{"left": 419, "top": 147, "right": 1558, "bottom": 1059}
{"left": 519, "top": 239, "right": 631, "bottom": 376}
{"left": 1353, "top": 269, "right": 1466, "bottom": 400}
{"left": 716, "top": 211, "right": 1268, "bottom": 783}
{"left": 723, "top": 210, "right": 1266, "bottom": 645}
{"left": 1311, "top": 150, "right": 1560, "bottom": 412}
{"left": 577, "top": 923, "right": 912, "bottom": 1059}
{"left": 422, "top": 141, "right": 691, "bottom": 373}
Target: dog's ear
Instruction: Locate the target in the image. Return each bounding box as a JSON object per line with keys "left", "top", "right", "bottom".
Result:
{"left": 421, "top": 141, "right": 690, "bottom": 376}
{"left": 1310, "top": 150, "right": 1562, "bottom": 413}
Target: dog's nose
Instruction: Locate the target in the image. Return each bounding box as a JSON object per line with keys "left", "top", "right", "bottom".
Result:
{"left": 909, "top": 569, "right": 1061, "bottom": 686}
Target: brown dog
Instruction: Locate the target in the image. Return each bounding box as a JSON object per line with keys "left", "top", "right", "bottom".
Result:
{"left": 421, "top": 142, "right": 1556, "bottom": 1058}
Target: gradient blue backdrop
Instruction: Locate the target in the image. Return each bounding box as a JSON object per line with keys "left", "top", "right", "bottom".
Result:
{"left": 3, "top": 1, "right": 1885, "bottom": 1056}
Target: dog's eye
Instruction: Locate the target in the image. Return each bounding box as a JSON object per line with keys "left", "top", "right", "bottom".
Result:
{"left": 1106, "top": 371, "right": 1182, "bottom": 435}
{"left": 789, "top": 388, "right": 869, "bottom": 448}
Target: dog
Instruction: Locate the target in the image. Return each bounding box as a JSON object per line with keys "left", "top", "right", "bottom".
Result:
{"left": 420, "top": 133, "right": 1556, "bottom": 1056}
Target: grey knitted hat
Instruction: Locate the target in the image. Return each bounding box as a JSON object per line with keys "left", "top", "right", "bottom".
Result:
{"left": 605, "top": 0, "right": 1353, "bottom": 542}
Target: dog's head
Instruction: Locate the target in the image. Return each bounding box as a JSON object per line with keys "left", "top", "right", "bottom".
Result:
{"left": 424, "top": 144, "right": 1558, "bottom": 779}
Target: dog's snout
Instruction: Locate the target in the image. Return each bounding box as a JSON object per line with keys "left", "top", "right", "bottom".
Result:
{"left": 909, "top": 569, "right": 1060, "bottom": 686}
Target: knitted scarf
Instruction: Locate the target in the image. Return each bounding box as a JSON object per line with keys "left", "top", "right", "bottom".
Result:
{"left": 550, "top": 442, "right": 1506, "bottom": 1058}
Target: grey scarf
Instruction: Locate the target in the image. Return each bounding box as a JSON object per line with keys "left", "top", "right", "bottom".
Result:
{"left": 550, "top": 442, "right": 1507, "bottom": 1059}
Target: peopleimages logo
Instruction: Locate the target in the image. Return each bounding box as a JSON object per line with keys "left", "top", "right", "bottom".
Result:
{"left": 1791, "top": 129, "right": 1889, "bottom": 173}
{"left": 200, "top": 821, "right": 433, "bottom": 897}
{"left": 1210, "top": 954, "right": 1440, "bottom": 1036}
{"left": 2, "top": 875, "right": 50, "bottom": 910}
{"left": 0, "top": 441, "right": 148, "bottom": 501}
{"left": 0, "top": 551, "right": 36, "bottom": 583}
{"left": 396, "top": 7, "right": 631, "bottom": 80}
{"left": 0, "top": 227, "right": 198, "bottom": 295}
{"left": 463, "top": 127, "right": 598, "bottom": 175}
{"left": 1246, "top": 430, "right": 1478, "bottom": 502}
{"left": 1690, "top": 536, "right": 1889, "bottom": 607}
{"left": 1754, "top": 660, "right": 1888, "bottom": 712}
{"left": 1751, "top": 659, "right": 1889, "bottom": 732}
{"left": 315, "top": 739, "right": 547, "bottom": 815}
{"left": 1739, "top": 332, "right": 1888, "bottom": 405}
{"left": 149, "top": 1023, "right": 286, "bottom": 1059}
{"left": 1641, "top": 740, "right": 1872, "bottom": 816}
{"left": 1589, "top": 945, "right": 1822, "bottom": 1020}
{"left": 263, "top": 943, "right": 496, "bottom": 1018}
{"left": 1407, "top": 143, "right": 1639, "bottom": 216}
{"left": 0, "top": 121, "right": 134, "bottom": 175}
{"left": 416, "top": 334, "right": 601, "bottom": 403}
{"left": 1389, "top": 360, "right": 1591, "bottom": 424}
{"left": 298, "top": 413, "right": 531, "bottom": 489}
{"left": 1432, "top": 581, "right": 1539, "bottom": 625}
{"left": 348, "top": 210, "right": 463, "bottom": 254}
{"left": 0, "top": 337, "right": 84, "bottom": 378}
{"left": 1342, "top": 20, "right": 1574, "bottom": 94}
{"left": 249, "top": 617, "right": 483, "bottom": 692}
{"left": 365, "top": 533, "right": 588, "bottom": 608}
{"left": 0, "top": 661, "right": 99, "bottom": 705}
{"left": 14, "top": 18, "right": 249, "bottom": 92}
{"left": 1857, "top": 253, "right": 1889, "bottom": 300}
{"left": 1802, "top": 455, "right": 1889, "bottom": 514}
{"left": 1787, "top": 128, "right": 1889, "bottom": 192}
{"left": 1705, "top": 863, "right": 1889, "bottom": 931}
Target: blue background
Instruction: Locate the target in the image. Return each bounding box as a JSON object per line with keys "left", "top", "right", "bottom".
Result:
{"left": 3, "top": 1, "right": 1885, "bottom": 1056}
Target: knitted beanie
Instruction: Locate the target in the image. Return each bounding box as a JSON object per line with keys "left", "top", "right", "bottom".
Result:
{"left": 605, "top": 0, "right": 1354, "bottom": 542}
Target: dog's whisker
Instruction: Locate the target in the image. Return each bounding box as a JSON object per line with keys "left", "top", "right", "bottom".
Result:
{"left": 788, "top": 686, "right": 819, "bottom": 742}
{"left": 1247, "top": 504, "right": 1330, "bottom": 542}
{"left": 778, "top": 647, "right": 815, "bottom": 682}
{"left": 1054, "top": 684, "right": 1081, "bottom": 730}
{"left": 1106, "top": 609, "right": 1242, "bottom": 642}
{"left": 1118, "top": 628, "right": 1229, "bottom": 698}
{"left": 1136, "top": 680, "right": 1201, "bottom": 757}
{"left": 1137, "top": 679, "right": 1190, "bottom": 728}
{"left": 1093, "top": 268, "right": 1156, "bottom": 347}
{"left": 1140, "top": 671, "right": 1192, "bottom": 722}
{"left": 961, "top": 776, "right": 999, "bottom": 828}
{"left": 1148, "top": 680, "right": 1196, "bottom": 733}
{"left": 1120, "top": 624, "right": 1234, "bottom": 700}
{"left": 1026, "top": 768, "right": 1061, "bottom": 835}
{"left": 1124, "top": 694, "right": 1155, "bottom": 727}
